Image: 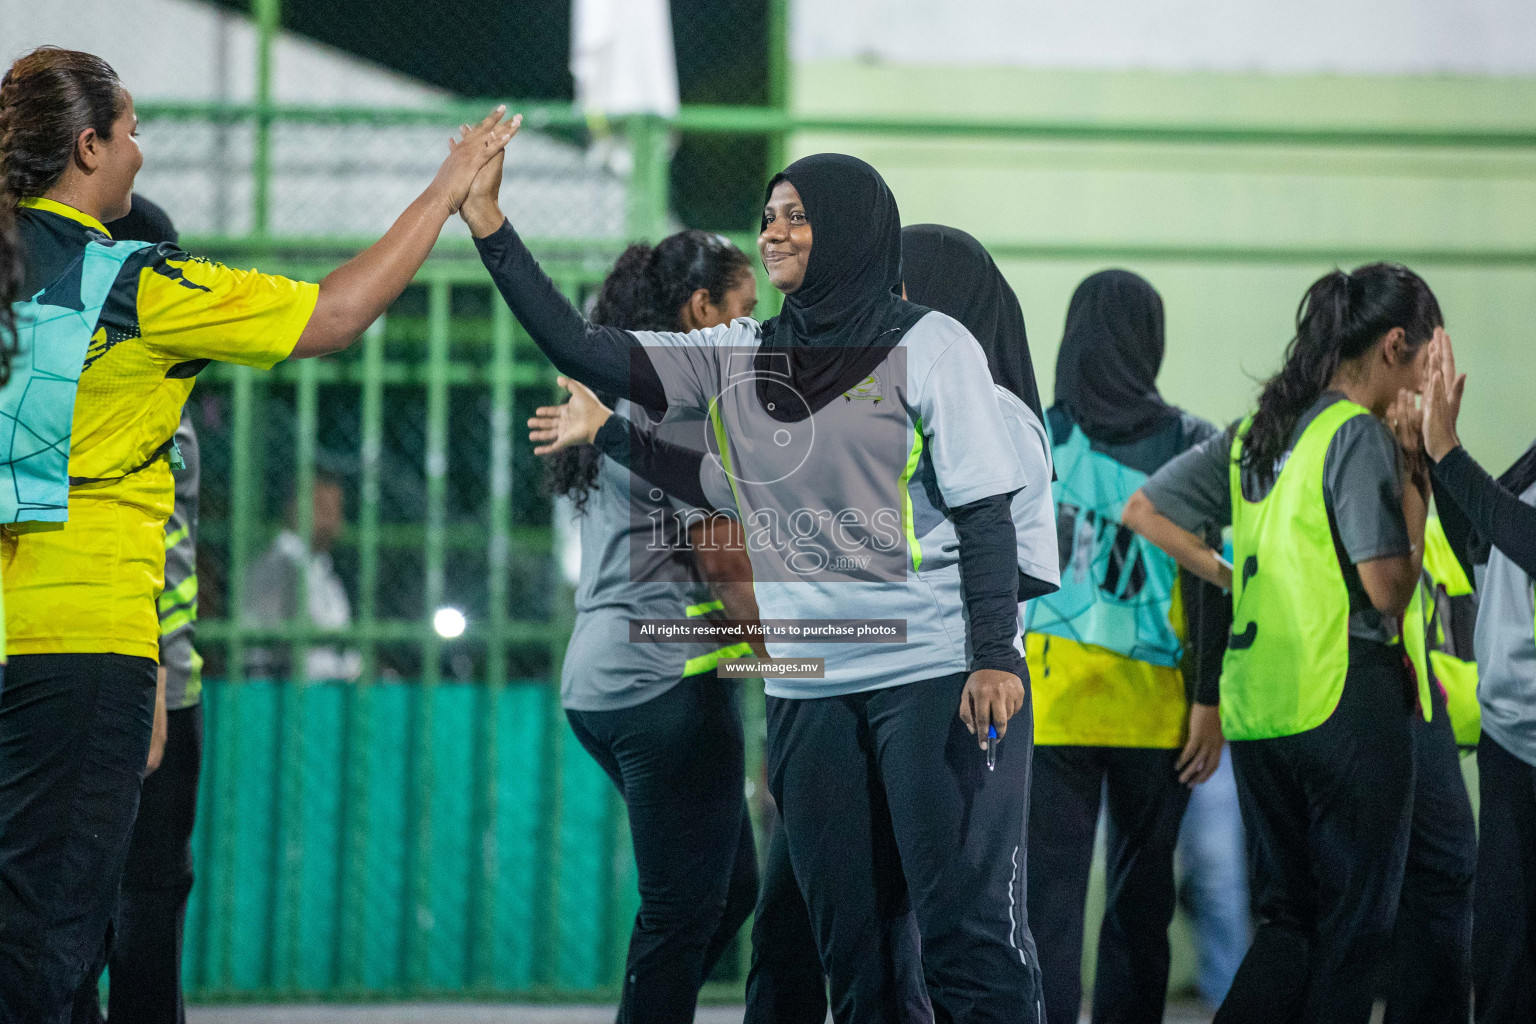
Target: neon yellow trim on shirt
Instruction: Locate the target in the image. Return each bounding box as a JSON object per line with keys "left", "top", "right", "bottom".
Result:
{"left": 686, "top": 599, "right": 725, "bottom": 618}
{"left": 900, "top": 416, "right": 924, "bottom": 571}
{"left": 683, "top": 641, "right": 756, "bottom": 677}
{"left": 707, "top": 398, "right": 742, "bottom": 510}
{"left": 18, "top": 197, "right": 111, "bottom": 236}
{"left": 157, "top": 573, "right": 198, "bottom": 616}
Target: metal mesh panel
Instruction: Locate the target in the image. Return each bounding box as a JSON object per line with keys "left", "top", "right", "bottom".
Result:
{"left": 135, "top": 111, "right": 629, "bottom": 241}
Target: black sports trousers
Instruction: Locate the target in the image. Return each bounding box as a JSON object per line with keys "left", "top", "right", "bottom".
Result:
{"left": 74, "top": 703, "right": 204, "bottom": 1024}
{"left": 1027, "top": 745, "right": 1191, "bottom": 1024}
{"left": 744, "top": 817, "right": 932, "bottom": 1024}
{"left": 766, "top": 670, "right": 1043, "bottom": 1024}
{"left": 0, "top": 652, "right": 157, "bottom": 1022}
{"left": 1472, "top": 731, "right": 1536, "bottom": 1023}
{"left": 1215, "top": 640, "right": 1415, "bottom": 1024}
{"left": 1384, "top": 683, "right": 1475, "bottom": 1024}
{"left": 566, "top": 673, "right": 758, "bottom": 1024}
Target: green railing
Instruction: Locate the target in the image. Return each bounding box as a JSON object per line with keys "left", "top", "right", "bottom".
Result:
{"left": 140, "top": 97, "right": 1536, "bottom": 266}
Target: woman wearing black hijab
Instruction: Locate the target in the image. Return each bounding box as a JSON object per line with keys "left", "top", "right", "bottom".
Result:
{"left": 534, "top": 222, "right": 1055, "bottom": 1024}
{"left": 901, "top": 224, "right": 1058, "bottom": 605}
{"left": 901, "top": 223, "right": 1043, "bottom": 420}
{"left": 1025, "top": 270, "right": 1229, "bottom": 1024}
{"left": 466, "top": 145, "right": 1042, "bottom": 1021}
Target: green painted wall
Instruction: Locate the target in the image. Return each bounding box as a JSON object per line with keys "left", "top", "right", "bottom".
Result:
{"left": 791, "top": 62, "right": 1536, "bottom": 470}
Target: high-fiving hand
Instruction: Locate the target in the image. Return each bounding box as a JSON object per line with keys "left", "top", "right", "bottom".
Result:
{"left": 458, "top": 109, "right": 519, "bottom": 238}
{"left": 528, "top": 376, "right": 614, "bottom": 455}
{"left": 1422, "top": 327, "right": 1467, "bottom": 463}
{"left": 429, "top": 106, "right": 521, "bottom": 216}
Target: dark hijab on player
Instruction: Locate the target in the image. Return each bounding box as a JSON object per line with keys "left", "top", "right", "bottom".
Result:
{"left": 1053, "top": 268, "right": 1178, "bottom": 444}
{"left": 107, "top": 193, "right": 179, "bottom": 246}
{"left": 902, "top": 223, "right": 1042, "bottom": 421}
{"left": 757, "top": 153, "right": 929, "bottom": 421}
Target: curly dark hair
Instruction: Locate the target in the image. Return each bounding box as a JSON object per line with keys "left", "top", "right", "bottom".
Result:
{"left": 544, "top": 231, "right": 753, "bottom": 513}
{"left": 1242, "top": 262, "right": 1441, "bottom": 489}
{"left": 0, "top": 200, "right": 18, "bottom": 386}
{"left": 0, "top": 48, "right": 124, "bottom": 202}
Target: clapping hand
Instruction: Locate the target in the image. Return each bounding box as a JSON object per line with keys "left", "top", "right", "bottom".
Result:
{"left": 1387, "top": 387, "right": 1429, "bottom": 495}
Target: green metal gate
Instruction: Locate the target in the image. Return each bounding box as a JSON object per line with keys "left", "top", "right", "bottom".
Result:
{"left": 176, "top": 260, "right": 750, "bottom": 999}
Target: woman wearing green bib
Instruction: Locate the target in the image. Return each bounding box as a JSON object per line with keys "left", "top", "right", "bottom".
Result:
{"left": 1122, "top": 263, "right": 1437, "bottom": 1023}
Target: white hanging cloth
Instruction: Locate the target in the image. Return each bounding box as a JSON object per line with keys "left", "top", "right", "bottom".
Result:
{"left": 570, "top": 0, "right": 681, "bottom": 117}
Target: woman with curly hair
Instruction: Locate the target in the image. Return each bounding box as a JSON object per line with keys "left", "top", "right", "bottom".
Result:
{"left": 543, "top": 230, "right": 763, "bottom": 1024}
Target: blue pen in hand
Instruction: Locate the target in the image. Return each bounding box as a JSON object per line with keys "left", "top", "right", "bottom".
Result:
{"left": 986, "top": 725, "right": 998, "bottom": 771}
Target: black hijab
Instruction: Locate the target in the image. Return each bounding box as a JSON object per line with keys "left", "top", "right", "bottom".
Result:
{"left": 757, "top": 154, "right": 930, "bottom": 422}
{"left": 105, "top": 194, "right": 180, "bottom": 245}
{"left": 902, "top": 223, "right": 1043, "bottom": 422}
{"left": 1053, "top": 268, "right": 1179, "bottom": 445}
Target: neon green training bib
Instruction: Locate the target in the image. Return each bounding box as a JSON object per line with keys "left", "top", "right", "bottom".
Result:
{"left": 1221, "top": 400, "right": 1371, "bottom": 741}
{"left": 1416, "top": 517, "right": 1481, "bottom": 747}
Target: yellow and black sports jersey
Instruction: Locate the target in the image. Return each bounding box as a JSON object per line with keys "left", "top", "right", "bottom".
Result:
{"left": 1028, "top": 582, "right": 1190, "bottom": 748}
{"left": 1, "top": 198, "right": 317, "bottom": 660}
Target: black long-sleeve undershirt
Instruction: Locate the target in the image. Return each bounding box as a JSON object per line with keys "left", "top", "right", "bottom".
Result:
{"left": 592, "top": 414, "right": 716, "bottom": 512}
{"left": 952, "top": 492, "right": 1025, "bottom": 677}
{"left": 1181, "top": 569, "right": 1230, "bottom": 706}
{"left": 1431, "top": 472, "right": 1477, "bottom": 581}
{"left": 474, "top": 220, "right": 668, "bottom": 412}
{"left": 1432, "top": 445, "right": 1536, "bottom": 579}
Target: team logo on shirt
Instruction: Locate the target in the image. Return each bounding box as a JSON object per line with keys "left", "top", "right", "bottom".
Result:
{"left": 843, "top": 371, "right": 883, "bottom": 403}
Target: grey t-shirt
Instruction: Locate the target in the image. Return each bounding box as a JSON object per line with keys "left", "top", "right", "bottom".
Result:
{"left": 1142, "top": 391, "right": 1409, "bottom": 644}
{"left": 1475, "top": 476, "right": 1536, "bottom": 766}
{"left": 916, "top": 386, "right": 1058, "bottom": 582}
{"left": 159, "top": 414, "right": 201, "bottom": 710}
{"left": 560, "top": 400, "right": 725, "bottom": 712}
{"left": 641, "top": 311, "right": 1027, "bottom": 698}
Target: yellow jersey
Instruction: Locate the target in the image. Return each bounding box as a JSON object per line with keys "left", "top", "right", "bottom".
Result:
{"left": 2, "top": 198, "right": 317, "bottom": 660}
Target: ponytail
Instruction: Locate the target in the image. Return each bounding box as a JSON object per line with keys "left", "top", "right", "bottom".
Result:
{"left": 1242, "top": 262, "right": 1441, "bottom": 488}
{"left": 589, "top": 231, "right": 752, "bottom": 333}
{"left": 543, "top": 232, "right": 753, "bottom": 510}
{"left": 0, "top": 48, "right": 124, "bottom": 202}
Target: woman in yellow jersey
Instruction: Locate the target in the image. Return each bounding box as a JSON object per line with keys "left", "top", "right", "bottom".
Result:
{"left": 1023, "top": 269, "right": 1229, "bottom": 1024}
{"left": 0, "top": 47, "right": 515, "bottom": 1019}
{"left": 1125, "top": 264, "right": 1437, "bottom": 1024}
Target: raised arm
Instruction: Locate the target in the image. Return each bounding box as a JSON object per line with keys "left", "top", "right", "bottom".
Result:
{"left": 459, "top": 142, "right": 668, "bottom": 411}
{"left": 291, "top": 108, "right": 517, "bottom": 358}
{"left": 1423, "top": 329, "right": 1536, "bottom": 577}
{"left": 1433, "top": 448, "right": 1536, "bottom": 577}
